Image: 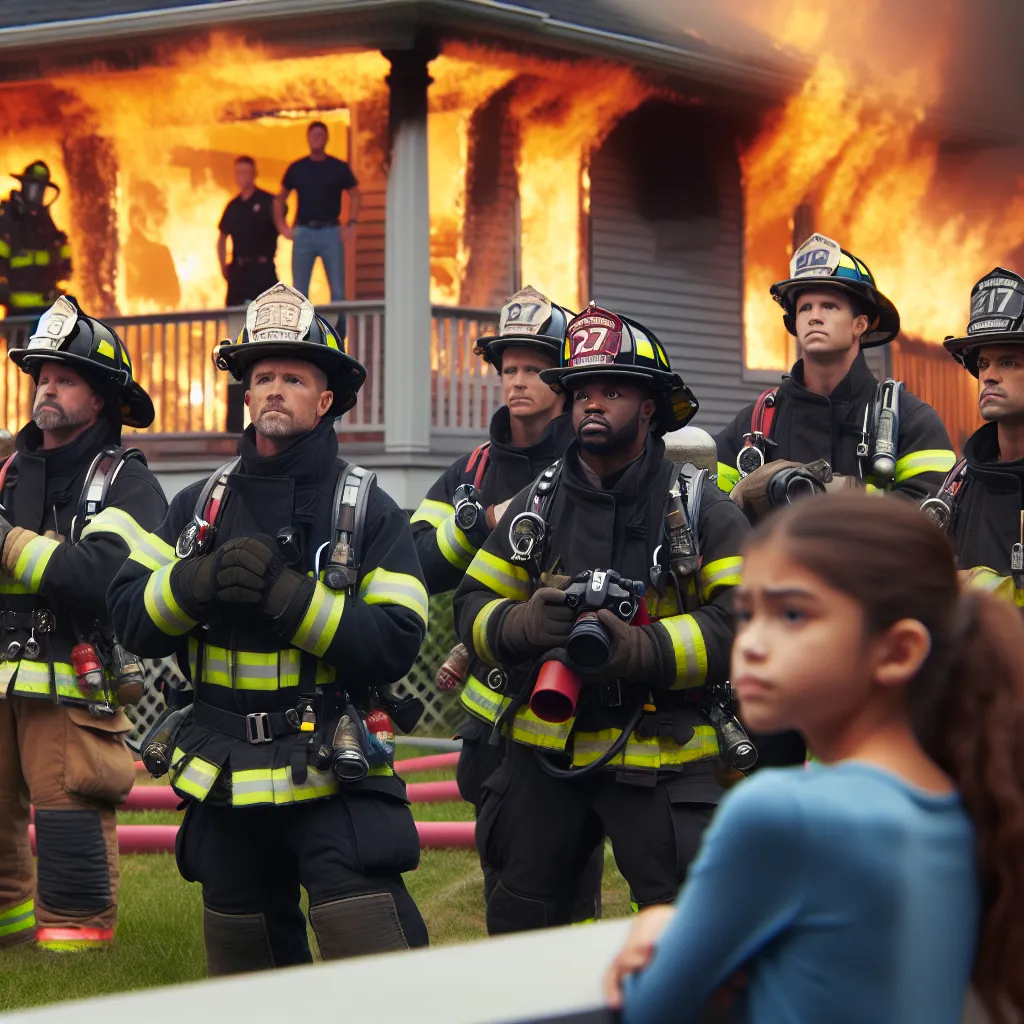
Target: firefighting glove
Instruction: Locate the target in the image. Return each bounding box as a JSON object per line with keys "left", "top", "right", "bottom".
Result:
{"left": 168, "top": 552, "right": 218, "bottom": 620}
{"left": 579, "top": 609, "right": 662, "bottom": 684}
{"left": 729, "top": 459, "right": 832, "bottom": 524}
{"left": 211, "top": 536, "right": 286, "bottom": 605}
{"left": 497, "top": 587, "right": 575, "bottom": 662}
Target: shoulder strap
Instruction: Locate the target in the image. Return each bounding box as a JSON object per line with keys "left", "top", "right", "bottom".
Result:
{"left": 920, "top": 457, "right": 967, "bottom": 533}
{"left": 526, "top": 459, "right": 562, "bottom": 519}
{"left": 175, "top": 457, "right": 241, "bottom": 558}
{"left": 69, "top": 445, "right": 147, "bottom": 544}
{"left": 750, "top": 388, "right": 779, "bottom": 438}
{"left": 0, "top": 453, "right": 16, "bottom": 504}
{"left": 321, "top": 460, "right": 377, "bottom": 594}
{"left": 664, "top": 463, "right": 705, "bottom": 584}
{"left": 466, "top": 442, "right": 491, "bottom": 491}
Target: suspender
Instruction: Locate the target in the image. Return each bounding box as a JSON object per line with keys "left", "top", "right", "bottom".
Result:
{"left": 466, "top": 442, "right": 491, "bottom": 492}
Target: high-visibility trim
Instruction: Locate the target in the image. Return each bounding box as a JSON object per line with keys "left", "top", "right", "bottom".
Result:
{"left": 698, "top": 556, "right": 742, "bottom": 601}
{"left": 436, "top": 514, "right": 477, "bottom": 571}
{"left": 0, "top": 577, "right": 32, "bottom": 595}
{"left": 465, "top": 549, "right": 531, "bottom": 601}
{"left": 717, "top": 462, "right": 741, "bottom": 492}
{"left": 655, "top": 615, "right": 709, "bottom": 689}
{"left": 171, "top": 752, "right": 221, "bottom": 800}
{"left": 0, "top": 239, "right": 10, "bottom": 258}
{"left": 572, "top": 725, "right": 718, "bottom": 768}
{"left": 231, "top": 765, "right": 340, "bottom": 807}
{"left": 11, "top": 534, "right": 59, "bottom": 591}
{"left": 96, "top": 339, "right": 115, "bottom": 360}
{"left": 291, "top": 580, "right": 345, "bottom": 658}
{"left": 36, "top": 926, "right": 114, "bottom": 950}
{"left": 9, "top": 253, "right": 33, "bottom": 269}
{"left": 0, "top": 899, "right": 34, "bottom": 938}
{"left": 410, "top": 498, "right": 453, "bottom": 529}
{"left": 34, "top": 250, "right": 51, "bottom": 266}
{"left": 126, "top": 527, "right": 176, "bottom": 571}
{"left": 359, "top": 567, "right": 429, "bottom": 627}
{"left": 144, "top": 563, "right": 199, "bottom": 636}
{"left": 10, "top": 291, "right": 47, "bottom": 307}
{"left": 9, "top": 660, "right": 97, "bottom": 702}
{"left": 961, "top": 566, "right": 1017, "bottom": 605}
{"left": 59, "top": 244, "right": 71, "bottom": 260}
{"left": 460, "top": 675, "right": 572, "bottom": 750}
{"left": 188, "top": 641, "right": 336, "bottom": 691}
{"left": 893, "top": 449, "right": 956, "bottom": 484}
{"left": 471, "top": 599, "right": 506, "bottom": 666}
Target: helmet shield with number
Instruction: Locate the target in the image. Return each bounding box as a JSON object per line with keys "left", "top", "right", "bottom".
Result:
{"left": 540, "top": 302, "right": 697, "bottom": 434}
{"left": 475, "top": 286, "right": 574, "bottom": 367}
{"left": 944, "top": 268, "right": 1024, "bottom": 377}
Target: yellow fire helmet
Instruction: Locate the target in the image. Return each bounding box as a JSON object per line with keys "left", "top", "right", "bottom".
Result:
{"left": 770, "top": 233, "right": 901, "bottom": 348}
{"left": 212, "top": 283, "right": 366, "bottom": 417}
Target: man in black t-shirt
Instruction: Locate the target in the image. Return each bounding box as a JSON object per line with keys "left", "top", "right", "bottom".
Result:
{"left": 274, "top": 121, "right": 361, "bottom": 302}
{"left": 217, "top": 155, "right": 279, "bottom": 306}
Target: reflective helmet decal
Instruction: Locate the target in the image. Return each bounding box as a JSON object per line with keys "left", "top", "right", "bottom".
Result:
{"left": 28, "top": 295, "right": 78, "bottom": 351}
{"left": 499, "top": 285, "right": 552, "bottom": 338}
{"left": 966, "top": 269, "right": 1024, "bottom": 336}
{"left": 245, "top": 282, "right": 314, "bottom": 343}
{"left": 566, "top": 306, "right": 624, "bottom": 367}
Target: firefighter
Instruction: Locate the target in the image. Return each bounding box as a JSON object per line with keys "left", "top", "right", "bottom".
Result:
{"left": 715, "top": 234, "right": 955, "bottom": 768}
{"left": 108, "top": 282, "right": 430, "bottom": 975}
{"left": 0, "top": 295, "right": 166, "bottom": 951}
{"left": 927, "top": 267, "right": 1024, "bottom": 602}
{"left": 453, "top": 303, "right": 749, "bottom": 935}
{"left": 411, "top": 285, "right": 602, "bottom": 921}
{"left": 0, "top": 162, "right": 72, "bottom": 317}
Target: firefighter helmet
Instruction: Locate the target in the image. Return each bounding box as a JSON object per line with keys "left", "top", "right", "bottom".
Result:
{"left": 475, "top": 286, "right": 574, "bottom": 367}
{"left": 11, "top": 160, "right": 58, "bottom": 208}
{"left": 212, "top": 282, "right": 366, "bottom": 417}
{"left": 9, "top": 295, "right": 154, "bottom": 428}
{"left": 943, "top": 267, "right": 1024, "bottom": 377}
{"left": 770, "top": 234, "right": 900, "bottom": 348}
{"left": 540, "top": 302, "right": 698, "bottom": 435}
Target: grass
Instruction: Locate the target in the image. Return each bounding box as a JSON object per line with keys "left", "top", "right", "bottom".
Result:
{"left": 0, "top": 747, "right": 632, "bottom": 1013}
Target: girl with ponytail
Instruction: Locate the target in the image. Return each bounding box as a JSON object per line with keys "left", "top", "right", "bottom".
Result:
{"left": 605, "top": 492, "right": 1024, "bottom": 1024}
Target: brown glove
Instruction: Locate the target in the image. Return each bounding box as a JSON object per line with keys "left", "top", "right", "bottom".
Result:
{"left": 730, "top": 459, "right": 832, "bottom": 523}
{"left": 498, "top": 587, "right": 575, "bottom": 661}
{"left": 580, "top": 609, "right": 662, "bottom": 684}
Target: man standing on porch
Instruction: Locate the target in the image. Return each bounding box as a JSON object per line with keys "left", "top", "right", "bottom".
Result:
{"left": 274, "top": 121, "right": 361, "bottom": 302}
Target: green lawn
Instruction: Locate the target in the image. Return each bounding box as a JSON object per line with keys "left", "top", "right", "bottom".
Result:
{"left": 0, "top": 754, "right": 631, "bottom": 1013}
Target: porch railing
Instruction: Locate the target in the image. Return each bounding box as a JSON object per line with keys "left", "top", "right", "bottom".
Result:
{"left": 0, "top": 300, "right": 496, "bottom": 437}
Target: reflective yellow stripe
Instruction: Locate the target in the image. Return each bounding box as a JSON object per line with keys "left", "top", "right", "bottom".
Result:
{"left": 9, "top": 660, "right": 101, "bottom": 702}
{"left": 698, "top": 556, "right": 742, "bottom": 601}
{"left": 472, "top": 599, "right": 505, "bottom": 665}
{"left": 292, "top": 580, "right": 345, "bottom": 658}
{"left": 436, "top": 514, "right": 477, "bottom": 571}
{"left": 34, "top": 250, "right": 50, "bottom": 266}
{"left": 59, "top": 244, "right": 71, "bottom": 260}
{"left": 460, "top": 675, "right": 572, "bottom": 749}
{"left": 188, "top": 641, "right": 336, "bottom": 690}
{"left": 0, "top": 239, "right": 10, "bottom": 258}
{"left": 465, "top": 549, "right": 531, "bottom": 601}
{"left": 126, "top": 527, "right": 176, "bottom": 572}
{"left": 10, "top": 292, "right": 46, "bottom": 307}
{"left": 359, "top": 567, "right": 429, "bottom": 627}
{"left": 961, "top": 567, "right": 1017, "bottom": 604}
{"left": 231, "top": 765, "right": 340, "bottom": 807}
{"left": 9, "top": 254, "right": 32, "bottom": 269}
{"left": 144, "top": 563, "right": 199, "bottom": 636}
{"left": 572, "top": 725, "right": 718, "bottom": 768}
{"left": 893, "top": 449, "right": 956, "bottom": 484}
{"left": 0, "top": 577, "right": 32, "bottom": 595}
{"left": 0, "top": 898, "right": 34, "bottom": 938}
{"left": 717, "top": 462, "right": 741, "bottom": 492}
{"left": 410, "top": 498, "right": 453, "bottom": 529}
{"left": 171, "top": 752, "right": 220, "bottom": 800}
{"left": 656, "top": 615, "right": 708, "bottom": 689}
{"left": 11, "top": 535, "right": 59, "bottom": 591}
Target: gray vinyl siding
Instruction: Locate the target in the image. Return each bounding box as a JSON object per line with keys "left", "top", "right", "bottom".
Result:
{"left": 588, "top": 120, "right": 768, "bottom": 432}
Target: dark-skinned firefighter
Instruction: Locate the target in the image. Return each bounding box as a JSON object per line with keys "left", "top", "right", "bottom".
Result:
{"left": 109, "top": 283, "right": 430, "bottom": 974}
{"left": 0, "top": 296, "right": 166, "bottom": 951}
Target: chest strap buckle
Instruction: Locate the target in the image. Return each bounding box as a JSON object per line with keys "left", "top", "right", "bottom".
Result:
{"left": 245, "top": 712, "right": 273, "bottom": 744}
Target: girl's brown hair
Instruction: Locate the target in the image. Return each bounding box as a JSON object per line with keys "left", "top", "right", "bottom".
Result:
{"left": 750, "top": 492, "right": 1024, "bottom": 1021}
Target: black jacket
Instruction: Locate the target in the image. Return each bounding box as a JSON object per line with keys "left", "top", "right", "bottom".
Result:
{"left": 951, "top": 422, "right": 1024, "bottom": 579}
{"left": 0, "top": 197, "right": 71, "bottom": 313}
{"left": 715, "top": 352, "right": 954, "bottom": 500}
{"left": 108, "top": 419, "right": 428, "bottom": 806}
{"left": 411, "top": 408, "right": 574, "bottom": 595}
{"left": 453, "top": 435, "right": 748, "bottom": 775}
{"left": 0, "top": 418, "right": 167, "bottom": 708}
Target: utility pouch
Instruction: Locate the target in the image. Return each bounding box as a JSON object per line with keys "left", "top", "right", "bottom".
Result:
{"left": 63, "top": 705, "right": 135, "bottom": 806}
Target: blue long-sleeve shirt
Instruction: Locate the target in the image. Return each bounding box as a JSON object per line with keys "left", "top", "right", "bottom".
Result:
{"left": 622, "top": 762, "right": 979, "bottom": 1024}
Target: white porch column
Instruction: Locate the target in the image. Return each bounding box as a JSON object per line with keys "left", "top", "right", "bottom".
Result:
{"left": 383, "top": 46, "right": 435, "bottom": 471}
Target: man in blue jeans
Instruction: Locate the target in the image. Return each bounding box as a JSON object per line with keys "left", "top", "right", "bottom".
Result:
{"left": 274, "top": 121, "right": 361, "bottom": 302}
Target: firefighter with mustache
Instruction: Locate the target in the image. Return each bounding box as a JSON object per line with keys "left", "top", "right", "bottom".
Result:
{"left": 453, "top": 304, "right": 750, "bottom": 935}
{"left": 411, "top": 285, "right": 603, "bottom": 922}
{"left": 0, "top": 296, "right": 166, "bottom": 951}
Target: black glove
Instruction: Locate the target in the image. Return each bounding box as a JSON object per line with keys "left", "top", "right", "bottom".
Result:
{"left": 497, "top": 587, "right": 575, "bottom": 661}
{"left": 169, "top": 552, "right": 218, "bottom": 619}
{"left": 212, "top": 535, "right": 286, "bottom": 605}
{"left": 579, "top": 610, "right": 663, "bottom": 684}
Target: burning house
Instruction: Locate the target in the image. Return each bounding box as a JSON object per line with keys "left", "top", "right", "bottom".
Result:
{"left": 0, "top": 1, "right": 1019, "bottom": 502}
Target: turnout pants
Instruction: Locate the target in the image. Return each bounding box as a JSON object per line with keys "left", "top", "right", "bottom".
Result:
{"left": 457, "top": 730, "right": 605, "bottom": 922}
{"left": 0, "top": 696, "right": 134, "bottom": 947}
{"left": 478, "top": 743, "right": 721, "bottom": 935}
{"left": 176, "top": 792, "right": 429, "bottom": 975}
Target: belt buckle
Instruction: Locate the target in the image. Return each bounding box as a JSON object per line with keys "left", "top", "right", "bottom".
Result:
{"left": 599, "top": 679, "right": 622, "bottom": 708}
{"left": 245, "top": 712, "right": 272, "bottom": 744}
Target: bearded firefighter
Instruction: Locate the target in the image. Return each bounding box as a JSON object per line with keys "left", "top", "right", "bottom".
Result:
{"left": 109, "top": 283, "right": 429, "bottom": 975}
{"left": 0, "top": 162, "right": 72, "bottom": 317}
{"left": 0, "top": 296, "right": 166, "bottom": 951}
{"left": 453, "top": 304, "right": 750, "bottom": 935}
